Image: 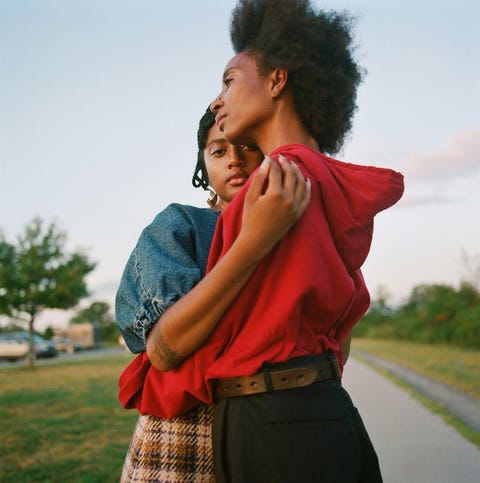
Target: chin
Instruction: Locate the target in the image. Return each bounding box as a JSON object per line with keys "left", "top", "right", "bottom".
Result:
{"left": 223, "top": 124, "right": 252, "bottom": 147}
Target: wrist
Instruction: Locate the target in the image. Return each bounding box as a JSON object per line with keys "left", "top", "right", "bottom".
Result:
{"left": 233, "top": 231, "right": 270, "bottom": 267}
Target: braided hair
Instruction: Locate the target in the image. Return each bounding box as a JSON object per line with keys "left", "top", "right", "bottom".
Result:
{"left": 192, "top": 107, "right": 216, "bottom": 190}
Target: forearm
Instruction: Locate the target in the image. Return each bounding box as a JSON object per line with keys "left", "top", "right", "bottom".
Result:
{"left": 147, "top": 157, "right": 310, "bottom": 372}
{"left": 146, "top": 233, "right": 264, "bottom": 371}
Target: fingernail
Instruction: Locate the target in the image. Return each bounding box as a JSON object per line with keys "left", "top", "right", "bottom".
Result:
{"left": 260, "top": 156, "right": 271, "bottom": 171}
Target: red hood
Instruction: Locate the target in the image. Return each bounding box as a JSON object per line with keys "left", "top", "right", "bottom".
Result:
{"left": 269, "top": 144, "right": 404, "bottom": 271}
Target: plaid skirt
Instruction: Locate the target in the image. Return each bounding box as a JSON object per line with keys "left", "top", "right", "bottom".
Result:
{"left": 121, "top": 404, "right": 214, "bottom": 482}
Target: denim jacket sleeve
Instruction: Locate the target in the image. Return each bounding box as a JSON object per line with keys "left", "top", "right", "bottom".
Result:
{"left": 115, "top": 203, "right": 219, "bottom": 353}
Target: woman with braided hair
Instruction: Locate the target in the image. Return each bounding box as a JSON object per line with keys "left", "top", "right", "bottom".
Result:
{"left": 116, "top": 107, "right": 310, "bottom": 481}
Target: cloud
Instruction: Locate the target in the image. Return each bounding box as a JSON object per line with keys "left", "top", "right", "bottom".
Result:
{"left": 399, "top": 194, "right": 453, "bottom": 207}
{"left": 404, "top": 129, "right": 480, "bottom": 181}
{"left": 90, "top": 280, "right": 118, "bottom": 302}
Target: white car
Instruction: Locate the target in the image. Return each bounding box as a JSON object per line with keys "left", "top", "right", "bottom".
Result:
{"left": 9, "top": 332, "right": 58, "bottom": 358}
{"left": 0, "top": 334, "right": 29, "bottom": 361}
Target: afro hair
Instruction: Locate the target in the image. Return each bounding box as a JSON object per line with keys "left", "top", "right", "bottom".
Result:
{"left": 230, "top": 0, "right": 363, "bottom": 154}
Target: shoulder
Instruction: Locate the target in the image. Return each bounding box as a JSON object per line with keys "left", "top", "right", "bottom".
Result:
{"left": 138, "top": 203, "right": 220, "bottom": 259}
{"left": 150, "top": 203, "right": 220, "bottom": 230}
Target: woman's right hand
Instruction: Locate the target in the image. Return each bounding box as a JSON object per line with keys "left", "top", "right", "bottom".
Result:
{"left": 239, "top": 155, "right": 311, "bottom": 262}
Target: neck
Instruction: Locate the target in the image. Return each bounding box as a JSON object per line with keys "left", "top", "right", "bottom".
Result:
{"left": 254, "top": 95, "right": 319, "bottom": 155}
{"left": 256, "top": 120, "right": 319, "bottom": 155}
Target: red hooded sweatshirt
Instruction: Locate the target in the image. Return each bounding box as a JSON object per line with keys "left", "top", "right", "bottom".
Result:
{"left": 119, "top": 144, "right": 404, "bottom": 418}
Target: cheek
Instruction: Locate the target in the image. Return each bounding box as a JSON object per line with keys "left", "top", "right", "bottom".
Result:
{"left": 245, "top": 150, "right": 264, "bottom": 165}
{"left": 227, "top": 83, "right": 250, "bottom": 112}
{"left": 208, "top": 172, "right": 223, "bottom": 192}
{"left": 204, "top": 160, "right": 218, "bottom": 182}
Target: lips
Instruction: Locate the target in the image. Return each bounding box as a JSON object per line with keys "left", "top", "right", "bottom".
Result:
{"left": 215, "top": 114, "right": 226, "bottom": 127}
{"left": 227, "top": 170, "right": 249, "bottom": 186}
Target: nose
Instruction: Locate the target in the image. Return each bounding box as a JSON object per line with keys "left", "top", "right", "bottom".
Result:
{"left": 228, "top": 147, "right": 246, "bottom": 168}
{"left": 210, "top": 95, "right": 223, "bottom": 114}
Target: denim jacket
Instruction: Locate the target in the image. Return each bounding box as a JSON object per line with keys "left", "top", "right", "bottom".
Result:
{"left": 115, "top": 203, "right": 220, "bottom": 353}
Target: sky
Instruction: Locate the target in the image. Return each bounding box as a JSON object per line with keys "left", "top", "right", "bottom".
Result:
{"left": 1, "top": 0, "right": 479, "bottom": 329}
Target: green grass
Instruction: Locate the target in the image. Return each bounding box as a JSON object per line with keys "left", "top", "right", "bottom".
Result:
{"left": 0, "top": 353, "right": 139, "bottom": 483}
{"left": 352, "top": 338, "right": 480, "bottom": 448}
{"left": 2, "top": 341, "right": 479, "bottom": 480}
{"left": 352, "top": 338, "right": 480, "bottom": 400}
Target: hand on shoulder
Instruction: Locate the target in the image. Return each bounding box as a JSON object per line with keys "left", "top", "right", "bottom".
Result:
{"left": 239, "top": 155, "right": 311, "bottom": 262}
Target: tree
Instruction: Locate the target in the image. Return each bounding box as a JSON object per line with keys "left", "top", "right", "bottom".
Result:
{"left": 0, "top": 218, "right": 95, "bottom": 366}
{"left": 43, "top": 326, "right": 55, "bottom": 340}
{"left": 70, "top": 301, "right": 114, "bottom": 326}
{"left": 353, "top": 285, "right": 396, "bottom": 338}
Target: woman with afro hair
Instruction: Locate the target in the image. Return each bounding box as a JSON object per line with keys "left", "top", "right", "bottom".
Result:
{"left": 205, "top": 0, "right": 404, "bottom": 481}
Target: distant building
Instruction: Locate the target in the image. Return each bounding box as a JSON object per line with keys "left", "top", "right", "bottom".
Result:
{"left": 54, "top": 323, "right": 101, "bottom": 349}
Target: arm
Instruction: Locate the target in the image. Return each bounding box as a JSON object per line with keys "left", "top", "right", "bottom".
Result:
{"left": 147, "top": 156, "right": 311, "bottom": 371}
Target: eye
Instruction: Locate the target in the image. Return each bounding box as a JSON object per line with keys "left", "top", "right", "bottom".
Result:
{"left": 241, "top": 144, "right": 260, "bottom": 152}
{"left": 223, "top": 77, "right": 233, "bottom": 87}
{"left": 211, "top": 148, "right": 226, "bottom": 157}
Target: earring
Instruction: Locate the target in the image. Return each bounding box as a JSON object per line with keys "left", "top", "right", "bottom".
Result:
{"left": 207, "top": 189, "right": 219, "bottom": 208}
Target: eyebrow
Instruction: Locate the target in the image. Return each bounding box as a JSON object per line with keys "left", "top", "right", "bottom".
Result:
{"left": 206, "top": 138, "right": 226, "bottom": 148}
{"left": 222, "top": 67, "right": 236, "bottom": 79}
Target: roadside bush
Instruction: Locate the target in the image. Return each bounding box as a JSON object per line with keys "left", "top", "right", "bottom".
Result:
{"left": 452, "top": 306, "right": 480, "bottom": 349}
{"left": 354, "top": 282, "right": 480, "bottom": 349}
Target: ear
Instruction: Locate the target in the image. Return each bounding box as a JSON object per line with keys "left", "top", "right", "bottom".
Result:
{"left": 269, "top": 68, "right": 288, "bottom": 99}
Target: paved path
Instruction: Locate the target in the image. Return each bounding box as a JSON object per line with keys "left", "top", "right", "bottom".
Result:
{"left": 343, "top": 357, "right": 480, "bottom": 483}
{"left": 353, "top": 349, "right": 480, "bottom": 432}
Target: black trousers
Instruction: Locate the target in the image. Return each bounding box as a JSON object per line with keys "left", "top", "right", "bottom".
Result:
{"left": 213, "top": 358, "right": 382, "bottom": 483}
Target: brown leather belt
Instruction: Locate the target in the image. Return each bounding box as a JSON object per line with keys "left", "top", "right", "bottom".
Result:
{"left": 215, "top": 359, "right": 340, "bottom": 398}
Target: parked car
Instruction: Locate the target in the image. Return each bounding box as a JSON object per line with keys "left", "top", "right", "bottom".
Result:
{"left": 0, "top": 334, "right": 29, "bottom": 362}
{"left": 52, "top": 336, "right": 83, "bottom": 354}
{"left": 10, "top": 332, "right": 58, "bottom": 358}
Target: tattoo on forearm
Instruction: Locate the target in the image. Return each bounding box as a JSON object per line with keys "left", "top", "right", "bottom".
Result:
{"left": 154, "top": 331, "right": 184, "bottom": 368}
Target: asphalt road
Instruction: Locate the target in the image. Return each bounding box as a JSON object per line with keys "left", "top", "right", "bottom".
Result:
{"left": 353, "top": 349, "right": 480, "bottom": 432}
{"left": 343, "top": 357, "right": 480, "bottom": 483}
{"left": 0, "top": 345, "right": 128, "bottom": 369}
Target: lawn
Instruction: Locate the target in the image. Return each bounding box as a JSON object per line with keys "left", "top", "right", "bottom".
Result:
{"left": 352, "top": 338, "right": 480, "bottom": 400}
{"left": 2, "top": 341, "right": 479, "bottom": 481}
{"left": 0, "top": 352, "right": 139, "bottom": 483}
